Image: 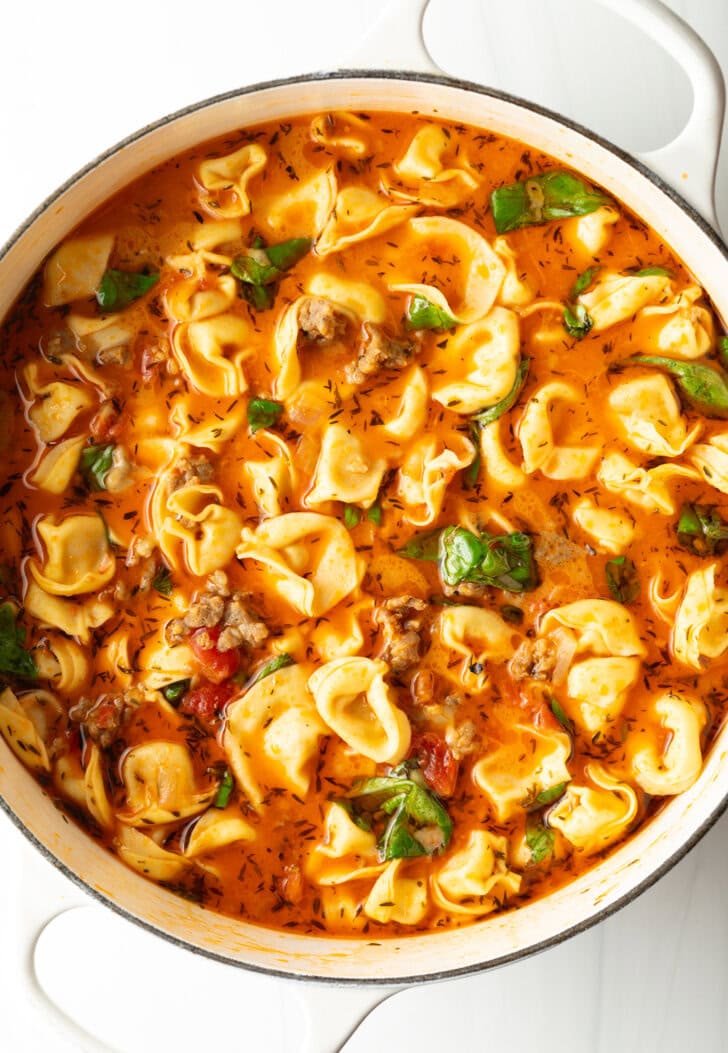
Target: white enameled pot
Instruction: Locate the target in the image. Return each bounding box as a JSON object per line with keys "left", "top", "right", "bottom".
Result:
{"left": 1, "top": 2, "right": 726, "bottom": 1050}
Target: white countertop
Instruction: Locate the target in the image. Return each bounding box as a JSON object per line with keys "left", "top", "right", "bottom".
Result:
{"left": 2, "top": 2, "right": 728, "bottom": 1050}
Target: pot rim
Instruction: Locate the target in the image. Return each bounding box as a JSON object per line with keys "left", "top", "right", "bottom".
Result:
{"left": 2, "top": 67, "right": 727, "bottom": 987}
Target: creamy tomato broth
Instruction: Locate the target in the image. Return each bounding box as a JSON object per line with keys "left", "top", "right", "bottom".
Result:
{"left": 1, "top": 110, "right": 727, "bottom": 937}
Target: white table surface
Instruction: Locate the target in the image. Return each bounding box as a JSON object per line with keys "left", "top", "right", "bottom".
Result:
{"left": 2, "top": 1, "right": 728, "bottom": 1050}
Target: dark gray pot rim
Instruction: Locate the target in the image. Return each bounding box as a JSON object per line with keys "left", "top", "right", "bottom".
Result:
{"left": 1, "top": 68, "right": 727, "bottom": 988}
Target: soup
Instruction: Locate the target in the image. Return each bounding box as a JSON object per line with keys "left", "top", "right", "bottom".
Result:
{"left": 1, "top": 110, "right": 726, "bottom": 937}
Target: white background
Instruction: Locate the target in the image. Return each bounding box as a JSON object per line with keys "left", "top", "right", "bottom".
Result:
{"left": 2, "top": 1, "right": 728, "bottom": 1050}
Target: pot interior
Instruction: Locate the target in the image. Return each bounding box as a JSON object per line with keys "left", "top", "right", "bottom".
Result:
{"left": 1, "top": 73, "right": 727, "bottom": 982}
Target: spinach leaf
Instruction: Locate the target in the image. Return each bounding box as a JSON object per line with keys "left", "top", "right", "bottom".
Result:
{"left": 151, "top": 566, "right": 173, "bottom": 597}
{"left": 96, "top": 269, "right": 159, "bottom": 312}
{"left": 367, "top": 502, "right": 383, "bottom": 527}
{"left": 213, "top": 769, "right": 234, "bottom": 809}
{"left": 605, "top": 555, "right": 640, "bottom": 604}
{"left": 405, "top": 294, "right": 456, "bottom": 331}
{"left": 550, "top": 696, "right": 574, "bottom": 735}
{"left": 719, "top": 336, "right": 728, "bottom": 369}
{"left": 472, "top": 358, "right": 530, "bottom": 426}
{"left": 525, "top": 812, "right": 555, "bottom": 863}
{"left": 397, "top": 528, "right": 443, "bottom": 561}
{"left": 81, "top": 443, "right": 114, "bottom": 491}
{"left": 563, "top": 302, "right": 593, "bottom": 340}
{"left": 343, "top": 504, "right": 361, "bottom": 529}
{"left": 161, "top": 679, "right": 190, "bottom": 704}
{"left": 231, "top": 237, "right": 312, "bottom": 311}
{"left": 571, "top": 266, "right": 601, "bottom": 298}
{"left": 345, "top": 772, "right": 452, "bottom": 861}
{"left": 252, "top": 652, "right": 294, "bottom": 684}
{"left": 247, "top": 397, "right": 284, "bottom": 433}
{"left": 621, "top": 354, "right": 728, "bottom": 418}
{"left": 529, "top": 782, "right": 568, "bottom": 810}
{"left": 440, "top": 527, "right": 538, "bottom": 592}
{"left": 0, "top": 604, "right": 38, "bottom": 679}
{"left": 635, "top": 266, "right": 673, "bottom": 277}
{"left": 490, "top": 171, "right": 609, "bottom": 234}
{"left": 677, "top": 503, "right": 728, "bottom": 556}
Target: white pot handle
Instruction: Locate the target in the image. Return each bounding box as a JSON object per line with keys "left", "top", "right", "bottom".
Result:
{"left": 293, "top": 982, "right": 401, "bottom": 1053}
{"left": 345, "top": 0, "right": 724, "bottom": 228}
{"left": 8, "top": 839, "right": 113, "bottom": 1052}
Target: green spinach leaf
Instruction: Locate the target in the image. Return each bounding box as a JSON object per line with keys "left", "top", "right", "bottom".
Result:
{"left": 96, "top": 269, "right": 159, "bottom": 312}
{"left": 0, "top": 604, "right": 38, "bottom": 679}
{"left": 525, "top": 811, "right": 555, "bottom": 863}
{"left": 677, "top": 503, "right": 728, "bottom": 556}
{"left": 405, "top": 295, "right": 456, "bottom": 331}
{"left": 620, "top": 354, "right": 728, "bottom": 418}
{"left": 472, "top": 358, "right": 529, "bottom": 426}
{"left": 81, "top": 443, "right": 114, "bottom": 492}
{"left": 247, "top": 397, "right": 284, "bottom": 433}
{"left": 490, "top": 171, "right": 609, "bottom": 234}
{"left": 605, "top": 555, "right": 640, "bottom": 604}
{"left": 345, "top": 772, "right": 452, "bottom": 861}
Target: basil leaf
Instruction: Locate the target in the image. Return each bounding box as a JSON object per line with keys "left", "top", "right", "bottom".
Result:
{"left": 472, "top": 358, "right": 530, "bottom": 426}
{"left": 161, "top": 679, "right": 190, "bottom": 704}
{"left": 81, "top": 443, "right": 114, "bottom": 492}
{"left": 367, "top": 502, "right": 383, "bottom": 527}
{"left": 571, "top": 266, "right": 600, "bottom": 298}
{"left": 605, "top": 555, "right": 640, "bottom": 604}
{"left": 621, "top": 354, "right": 728, "bottom": 418}
{"left": 96, "top": 269, "right": 159, "bottom": 312}
{"left": 247, "top": 397, "right": 284, "bottom": 433}
{"left": 676, "top": 503, "right": 728, "bottom": 556}
{"left": 490, "top": 171, "right": 609, "bottom": 234}
{"left": 152, "top": 566, "right": 173, "bottom": 597}
{"left": 635, "top": 266, "right": 673, "bottom": 277}
{"left": 336, "top": 798, "right": 372, "bottom": 832}
{"left": 550, "top": 696, "right": 574, "bottom": 735}
{"left": 232, "top": 238, "right": 312, "bottom": 313}
{"left": 397, "top": 528, "right": 443, "bottom": 561}
{"left": 501, "top": 603, "right": 524, "bottom": 624}
{"left": 563, "top": 302, "right": 593, "bottom": 340}
{"left": 0, "top": 604, "right": 38, "bottom": 679}
{"left": 719, "top": 336, "right": 728, "bottom": 369}
{"left": 265, "top": 237, "right": 313, "bottom": 271}
{"left": 440, "top": 527, "right": 538, "bottom": 593}
{"left": 529, "top": 782, "right": 568, "bottom": 810}
{"left": 346, "top": 774, "right": 452, "bottom": 861}
{"left": 405, "top": 295, "right": 457, "bottom": 331}
{"left": 463, "top": 421, "right": 481, "bottom": 490}
{"left": 213, "top": 769, "right": 234, "bottom": 809}
{"left": 343, "top": 504, "right": 361, "bottom": 529}
{"left": 525, "top": 812, "right": 555, "bottom": 863}
{"left": 252, "top": 652, "right": 294, "bottom": 684}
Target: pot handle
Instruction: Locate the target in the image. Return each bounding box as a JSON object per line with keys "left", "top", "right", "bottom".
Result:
{"left": 7, "top": 839, "right": 114, "bottom": 1052}
{"left": 293, "top": 982, "right": 401, "bottom": 1053}
{"left": 345, "top": 0, "right": 724, "bottom": 229}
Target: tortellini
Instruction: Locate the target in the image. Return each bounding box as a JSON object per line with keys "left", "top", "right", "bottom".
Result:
{"left": 309, "top": 657, "right": 411, "bottom": 764}
{"left": 197, "top": 143, "right": 267, "bottom": 218}
{"left": 518, "top": 382, "right": 599, "bottom": 480}
{"left": 264, "top": 168, "right": 337, "bottom": 238}
{"left": 317, "top": 186, "right": 417, "bottom": 256}
{"left": 116, "top": 826, "right": 188, "bottom": 882}
{"left": 630, "top": 692, "right": 706, "bottom": 795}
{"left": 578, "top": 271, "right": 673, "bottom": 331}
{"left": 306, "top": 423, "right": 387, "bottom": 509}
{"left": 565, "top": 657, "right": 641, "bottom": 734}
{"left": 363, "top": 860, "right": 428, "bottom": 925}
{"left": 540, "top": 600, "right": 645, "bottom": 658}
{"left": 548, "top": 764, "right": 639, "bottom": 855}
{"left": 672, "top": 564, "right": 728, "bottom": 669}
{"left": 472, "top": 725, "right": 572, "bottom": 822}
{"left": 428, "top": 308, "right": 520, "bottom": 415}
{"left": 598, "top": 451, "right": 698, "bottom": 514}
{"left": 223, "top": 664, "right": 327, "bottom": 810}
{"left": 184, "top": 806, "right": 256, "bottom": 857}
{"left": 120, "top": 742, "right": 215, "bottom": 825}
{"left": 571, "top": 497, "right": 635, "bottom": 554}
{"left": 43, "top": 234, "right": 113, "bottom": 306}
{"left": 384, "top": 124, "right": 479, "bottom": 208}
{"left": 162, "top": 483, "right": 242, "bottom": 577}
{"left": 24, "top": 581, "right": 114, "bottom": 643}
{"left": 245, "top": 430, "right": 296, "bottom": 518}
{"left": 378, "top": 367, "right": 429, "bottom": 441}
{"left": 641, "top": 284, "right": 714, "bottom": 358}
{"left": 237, "top": 513, "right": 364, "bottom": 616}
{"left": 688, "top": 432, "right": 728, "bottom": 496}
{"left": 431, "top": 832, "right": 521, "bottom": 916}
{"left": 24, "top": 364, "right": 95, "bottom": 443}
{"left": 29, "top": 515, "right": 115, "bottom": 597}
{"left": 0, "top": 687, "right": 61, "bottom": 773}
{"left": 567, "top": 205, "right": 619, "bottom": 256}
{"left": 310, "top": 112, "right": 371, "bottom": 156}
{"left": 437, "top": 606, "right": 518, "bottom": 688}
{"left": 608, "top": 374, "right": 700, "bottom": 457}
{"left": 306, "top": 802, "right": 384, "bottom": 886}
{"left": 172, "top": 313, "right": 251, "bottom": 397}
{"left": 397, "top": 432, "right": 475, "bottom": 526}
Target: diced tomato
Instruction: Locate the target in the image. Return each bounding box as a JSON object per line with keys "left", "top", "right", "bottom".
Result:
{"left": 409, "top": 732, "right": 459, "bottom": 798}
{"left": 65, "top": 724, "right": 81, "bottom": 756}
{"left": 179, "top": 680, "right": 236, "bottom": 724}
{"left": 89, "top": 401, "right": 124, "bottom": 442}
{"left": 189, "top": 627, "right": 240, "bottom": 683}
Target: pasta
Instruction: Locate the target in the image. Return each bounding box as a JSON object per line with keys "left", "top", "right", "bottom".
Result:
{"left": 1, "top": 108, "right": 726, "bottom": 940}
